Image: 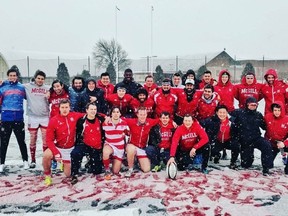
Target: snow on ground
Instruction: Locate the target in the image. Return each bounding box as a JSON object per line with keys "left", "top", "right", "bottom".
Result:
{"left": 1, "top": 101, "right": 288, "bottom": 216}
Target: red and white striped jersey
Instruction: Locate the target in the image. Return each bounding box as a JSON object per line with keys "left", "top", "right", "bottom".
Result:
{"left": 102, "top": 119, "right": 129, "bottom": 149}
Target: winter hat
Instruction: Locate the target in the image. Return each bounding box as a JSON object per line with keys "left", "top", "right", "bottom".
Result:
{"left": 117, "top": 83, "right": 126, "bottom": 91}
{"left": 245, "top": 97, "right": 257, "bottom": 105}
{"left": 136, "top": 87, "right": 148, "bottom": 97}
{"left": 86, "top": 77, "right": 96, "bottom": 86}
{"left": 162, "top": 78, "right": 171, "bottom": 85}
{"left": 185, "top": 79, "right": 195, "bottom": 85}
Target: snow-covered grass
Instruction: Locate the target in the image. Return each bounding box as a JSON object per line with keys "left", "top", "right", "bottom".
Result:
{"left": 1, "top": 100, "right": 288, "bottom": 216}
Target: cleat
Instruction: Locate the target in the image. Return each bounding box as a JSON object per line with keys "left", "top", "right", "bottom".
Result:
{"left": 44, "top": 176, "right": 52, "bottom": 186}
{"left": 202, "top": 168, "right": 209, "bottom": 174}
{"left": 262, "top": 168, "right": 270, "bottom": 176}
{"left": 51, "top": 160, "right": 57, "bottom": 170}
{"left": 71, "top": 176, "right": 78, "bottom": 185}
{"left": 59, "top": 161, "right": 64, "bottom": 172}
{"left": 0, "top": 164, "right": 5, "bottom": 173}
{"left": 23, "top": 161, "right": 29, "bottom": 170}
{"left": 229, "top": 163, "right": 238, "bottom": 170}
{"left": 151, "top": 165, "right": 162, "bottom": 172}
{"left": 125, "top": 169, "right": 133, "bottom": 178}
{"left": 104, "top": 170, "right": 112, "bottom": 180}
{"left": 29, "top": 162, "right": 36, "bottom": 169}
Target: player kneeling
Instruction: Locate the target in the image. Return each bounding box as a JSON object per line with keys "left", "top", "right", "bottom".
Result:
{"left": 102, "top": 107, "right": 129, "bottom": 180}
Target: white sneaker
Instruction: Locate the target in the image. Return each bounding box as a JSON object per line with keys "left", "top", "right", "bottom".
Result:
{"left": 23, "top": 161, "right": 29, "bottom": 170}
{"left": 125, "top": 168, "right": 133, "bottom": 178}
{"left": 0, "top": 164, "right": 5, "bottom": 173}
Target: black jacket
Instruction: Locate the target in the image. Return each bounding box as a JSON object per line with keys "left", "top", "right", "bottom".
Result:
{"left": 78, "top": 88, "right": 107, "bottom": 114}
{"left": 114, "top": 80, "right": 142, "bottom": 97}
{"left": 230, "top": 108, "right": 266, "bottom": 143}
{"left": 200, "top": 114, "right": 238, "bottom": 144}
{"left": 148, "top": 124, "right": 175, "bottom": 148}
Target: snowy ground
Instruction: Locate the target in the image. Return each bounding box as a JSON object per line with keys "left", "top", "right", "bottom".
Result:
{"left": 1, "top": 101, "right": 288, "bottom": 216}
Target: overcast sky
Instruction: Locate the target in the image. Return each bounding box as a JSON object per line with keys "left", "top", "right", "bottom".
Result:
{"left": 1, "top": 0, "right": 288, "bottom": 60}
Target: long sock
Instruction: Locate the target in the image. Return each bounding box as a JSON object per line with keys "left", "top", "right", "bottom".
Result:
{"left": 40, "top": 127, "right": 48, "bottom": 152}
{"left": 103, "top": 159, "right": 110, "bottom": 170}
{"left": 29, "top": 129, "right": 38, "bottom": 162}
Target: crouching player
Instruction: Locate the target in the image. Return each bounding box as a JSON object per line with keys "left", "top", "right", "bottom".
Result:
{"left": 167, "top": 114, "right": 210, "bottom": 174}
{"left": 264, "top": 101, "right": 288, "bottom": 174}
{"left": 42, "top": 99, "right": 84, "bottom": 186}
{"left": 146, "top": 111, "right": 176, "bottom": 172}
{"left": 102, "top": 107, "right": 129, "bottom": 180}
{"left": 124, "top": 107, "right": 159, "bottom": 177}
{"left": 70, "top": 102, "right": 105, "bottom": 184}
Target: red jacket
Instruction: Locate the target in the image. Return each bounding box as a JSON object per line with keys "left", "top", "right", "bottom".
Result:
{"left": 234, "top": 74, "right": 263, "bottom": 109}
{"left": 125, "top": 118, "right": 159, "bottom": 148}
{"left": 158, "top": 121, "right": 175, "bottom": 149}
{"left": 214, "top": 70, "right": 235, "bottom": 112}
{"left": 106, "top": 93, "right": 133, "bottom": 115}
{"left": 170, "top": 120, "right": 209, "bottom": 156}
{"left": 195, "top": 91, "right": 220, "bottom": 120}
{"left": 130, "top": 97, "right": 155, "bottom": 117}
{"left": 264, "top": 101, "right": 288, "bottom": 148}
{"left": 96, "top": 80, "right": 114, "bottom": 98}
{"left": 175, "top": 89, "right": 197, "bottom": 117}
{"left": 82, "top": 118, "right": 103, "bottom": 149}
{"left": 153, "top": 90, "right": 177, "bottom": 118}
{"left": 46, "top": 112, "right": 84, "bottom": 156}
{"left": 261, "top": 69, "right": 288, "bottom": 115}
{"left": 48, "top": 90, "right": 69, "bottom": 118}
{"left": 143, "top": 83, "right": 158, "bottom": 96}
{"left": 199, "top": 79, "right": 215, "bottom": 89}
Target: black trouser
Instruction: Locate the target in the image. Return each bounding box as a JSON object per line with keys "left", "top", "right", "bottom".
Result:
{"left": 145, "top": 146, "right": 170, "bottom": 166}
{"left": 0, "top": 121, "right": 28, "bottom": 164}
{"left": 211, "top": 140, "right": 240, "bottom": 164}
{"left": 240, "top": 137, "right": 273, "bottom": 170}
{"left": 70, "top": 144, "right": 102, "bottom": 176}
{"left": 175, "top": 143, "right": 210, "bottom": 171}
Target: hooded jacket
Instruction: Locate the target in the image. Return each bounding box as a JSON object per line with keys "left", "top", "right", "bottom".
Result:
{"left": 261, "top": 69, "right": 287, "bottom": 115}
{"left": 230, "top": 97, "right": 266, "bottom": 143}
{"left": 264, "top": 101, "right": 288, "bottom": 147}
{"left": 78, "top": 78, "right": 106, "bottom": 114}
{"left": 234, "top": 74, "right": 263, "bottom": 109}
{"left": 0, "top": 80, "right": 26, "bottom": 121}
{"left": 195, "top": 91, "right": 220, "bottom": 121}
{"left": 214, "top": 70, "right": 235, "bottom": 112}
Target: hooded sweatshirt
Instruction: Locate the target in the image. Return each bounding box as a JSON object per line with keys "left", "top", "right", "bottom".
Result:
{"left": 214, "top": 70, "right": 235, "bottom": 112}
{"left": 264, "top": 101, "right": 288, "bottom": 147}
{"left": 261, "top": 69, "right": 287, "bottom": 115}
{"left": 234, "top": 74, "right": 263, "bottom": 109}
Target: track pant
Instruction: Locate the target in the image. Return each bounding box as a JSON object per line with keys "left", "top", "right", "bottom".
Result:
{"left": 71, "top": 144, "right": 102, "bottom": 176}
{"left": 240, "top": 137, "right": 273, "bottom": 169}
{"left": 145, "top": 146, "right": 170, "bottom": 166}
{"left": 211, "top": 140, "right": 240, "bottom": 164}
{"left": 0, "top": 121, "right": 28, "bottom": 164}
{"left": 176, "top": 143, "right": 210, "bottom": 171}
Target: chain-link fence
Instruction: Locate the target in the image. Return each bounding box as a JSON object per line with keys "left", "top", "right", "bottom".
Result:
{"left": 2, "top": 53, "right": 288, "bottom": 85}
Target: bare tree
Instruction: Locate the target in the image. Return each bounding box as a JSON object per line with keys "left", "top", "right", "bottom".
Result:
{"left": 92, "top": 39, "right": 131, "bottom": 71}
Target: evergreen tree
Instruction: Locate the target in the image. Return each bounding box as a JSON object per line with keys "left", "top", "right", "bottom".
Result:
{"left": 10, "top": 65, "right": 23, "bottom": 83}
{"left": 106, "top": 63, "right": 116, "bottom": 84}
{"left": 154, "top": 65, "right": 164, "bottom": 85}
{"left": 81, "top": 70, "right": 91, "bottom": 80}
{"left": 197, "top": 65, "right": 207, "bottom": 80}
{"left": 57, "top": 63, "right": 70, "bottom": 86}
{"left": 241, "top": 62, "right": 255, "bottom": 78}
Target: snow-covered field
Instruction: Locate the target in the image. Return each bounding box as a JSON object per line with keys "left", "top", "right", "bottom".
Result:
{"left": 1, "top": 100, "right": 288, "bottom": 216}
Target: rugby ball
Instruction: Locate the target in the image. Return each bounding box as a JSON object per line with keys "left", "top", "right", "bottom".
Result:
{"left": 166, "top": 162, "right": 177, "bottom": 180}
